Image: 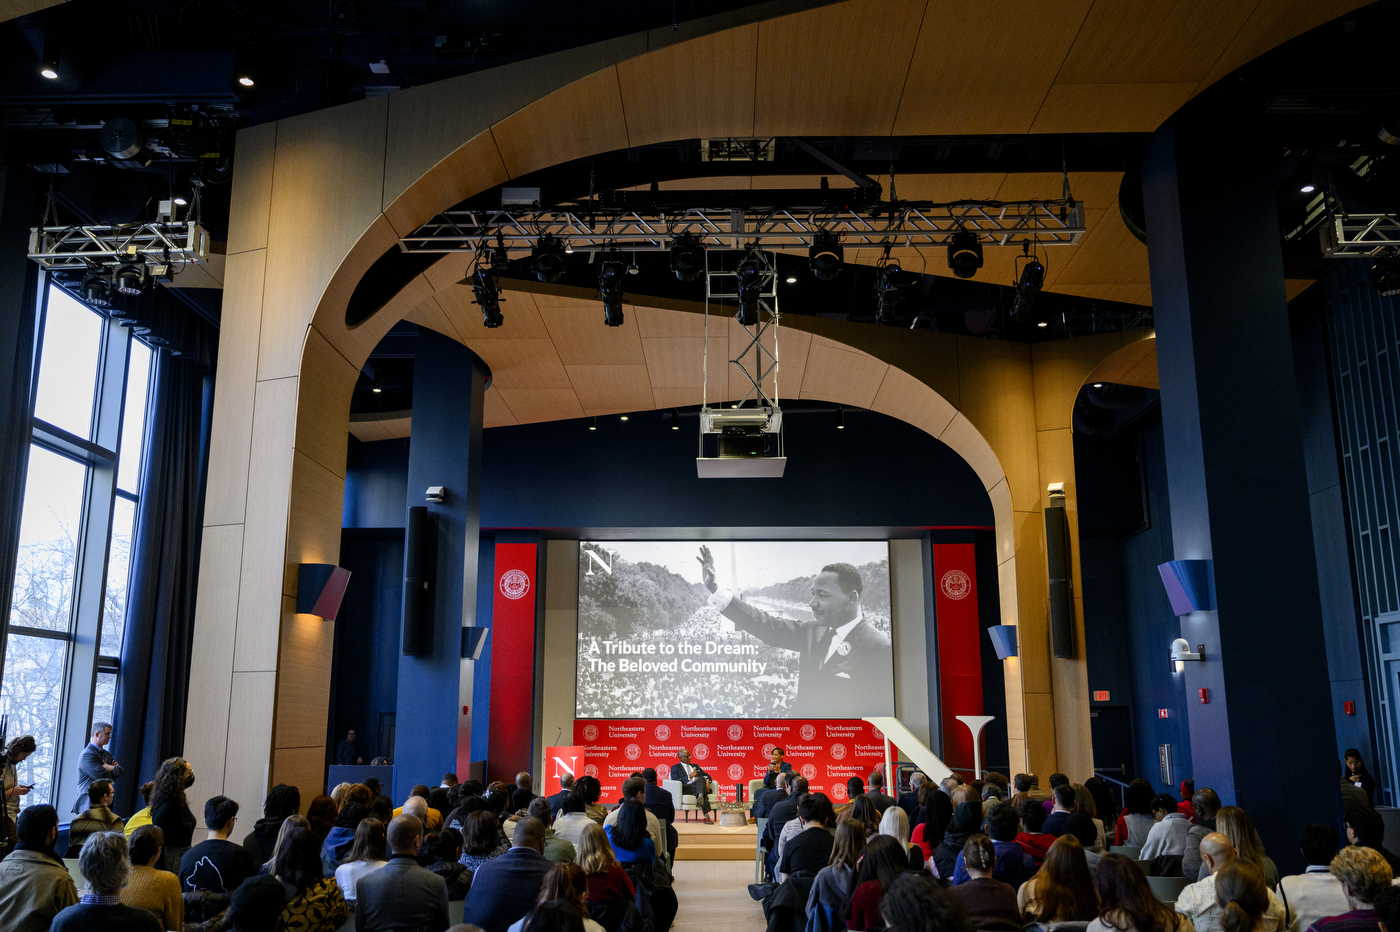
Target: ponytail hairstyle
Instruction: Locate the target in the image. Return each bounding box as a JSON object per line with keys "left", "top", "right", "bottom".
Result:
{"left": 1215, "top": 861, "right": 1269, "bottom": 932}
{"left": 963, "top": 834, "right": 996, "bottom": 873}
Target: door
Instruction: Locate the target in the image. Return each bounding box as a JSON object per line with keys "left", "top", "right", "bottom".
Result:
{"left": 1090, "top": 705, "right": 1134, "bottom": 786}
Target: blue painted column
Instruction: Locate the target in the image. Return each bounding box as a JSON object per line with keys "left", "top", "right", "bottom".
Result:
{"left": 393, "top": 327, "right": 485, "bottom": 799}
{"left": 1142, "top": 86, "right": 1337, "bottom": 862}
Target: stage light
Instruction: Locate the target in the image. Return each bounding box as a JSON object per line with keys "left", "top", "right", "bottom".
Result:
{"left": 113, "top": 264, "right": 145, "bottom": 296}
{"left": 1379, "top": 116, "right": 1400, "bottom": 147}
{"left": 1037, "top": 321, "right": 1048, "bottom": 328}
{"left": 875, "top": 261, "right": 901, "bottom": 324}
{"left": 809, "top": 232, "right": 843, "bottom": 281}
{"left": 530, "top": 234, "right": 566, "bottom": 283}
{"left": 671, "top": 408, "right": 680, "bottom": 429}
{"left": 472, "top": 268, "right": 504, "bottom": 328}
{"left": 836, "top": 407, "right": 845, "bottom": 429}
{"left": 948, "top": 229, "right": 983, "bottom": 279}
{"left": 589, "top": 417, "right": 597, "bottom": 430}
{"left": 371, "top": 377, "right": 382, "bottom": 393}
{"left": 564, "top": 242, "right": 574, "bottom": 254}
{"left": 1012, "top": 255, "right": 1045, "bottom": 320}
{"left": 238, "top": 75, "right": 255, "bottom": 87}
{"left": 82, "top": 272, "right": 112, "bottom": 308}
{"left": 172, "top": 196, "right": 187, "bottom": 206}
{"left": 599, "top": 251, "right": 627, "bottom": 326}
{"left": 670, "top": 234, "right": 705, "bottom": 282}
{"left": 490, "top": 233, "right": 509, "bottom": 273}
{"left": 735, "top": 252, "right": 765, "bottom": 326}
{"left": 1375, "top": 250, "right": 1400, "bottom": 298}
{"left": 1093, "top": 383, "right": 1103, "bottom": 389}
{"left": 40, "top": 38, "right": 60, "bottom": 80}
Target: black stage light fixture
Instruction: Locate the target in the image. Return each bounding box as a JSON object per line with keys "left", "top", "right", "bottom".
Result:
{"left": 599, "top": 251, "right": 627, "bottom": 326}
{"left": 490, "top": 232, "right": 509, "bottom": 273}
{"left": 948, "top": 228, "right": 984, "bottom": 279}
{"left": 99, "top": 117, "right": 151, "bottom": 167}
{"left": 809, "top": 232, "right": 843, "bottom": 281}
{"left": 530, "top": 235, "right": 566, "bottom": 283}
{"left": 113, "top": 264, "right": 146, "bottom": 296}
{"left": 472, "top": 268, "right": 504, "bottom": 328}
{"left": 1379, "top": 115, "right": 1400, "bottom": 147}
{"left": 875, "top": 261, "right": 902, "bottom": 324}
{"left": 40, "top": 38, "right": 60, "bottom": 80}
{"left": 670, "top": 408, "right": 681, "bottom": 429}
{"left": 670, "top": 233, "right": 706, "bottom": 282}
{"left": 735, "top": 253, "right": 767, "bottom": 326}
{"left": 82, "top": 271, "right": 112, "bottom": 308}
{"left": 1012, "top": 255, "right": 1045, "bottom": 319}
{"left": 1375, "top": 250, "right": 1400, "bottom": 298}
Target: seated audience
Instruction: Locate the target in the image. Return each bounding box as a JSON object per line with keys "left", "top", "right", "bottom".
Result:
{"left": 67, "top": 779, "right": 124, "bottom": 855}
{"left": 180, "top": 794, "right": 259, "bottom": 895}
{"left": 1176, "top": 834, "right": 1286, "bottom": 932}
{"left": 307, "top": 794, "right": 338, "bottom": 845}
{"left": 330, "top": 783, "right": 352, "bottom": 809}
{"left": 1116, "top": 780, "right": 1157, "bottom": 847}
{"left": 462, "top": 816, "right": 554, "bottom": 932}
{"left": 577, "top": 777, "right": 608, "bottom": 825}
{"left": 1086, "top": 779, "right": 1118, "bottom": 837}
{"left": 880, "top": 871, "right": 975, "bottom": 932}
{"left": 1090, "top": 852, "right": 1194, "bottom": 932}
{"left": 50, "top": 833, "right": 159, "bottom": 932}
{"left": 228, "top": 873, "right": 289, "bottom": 929}
{"left": 919, "top": 776, "right": 955, "bottom": 847}
{"left": 120, "top": 825, "right": 183, "bottom": 932}
{"left": 1213, "top": 861, "right": 1274, "bottom": 932}
{"left": 579, "top": 822, "right": 636, "bottom": 909}
{"left": 548, "top": 774, "right": 576, "bottom": 816}
{"left": 1044, "top": 783, "right": 1089, "bottom": 839}
{"left": 847, "top": 777, "right": 867, "bottom": 804}
{"left": 0, "top": 804, "right": 79, "bottom": 930}
{"left": 555, "top": 793, "right": 596, "bottom": 850}
{"left": 779, "top": 792, "right": 837, "bottom": 881}
{"left": 1018, "top": 834, "right": 1099, "bottom": 923}
{"left": 526, "top": 796, "right": 577, "bottom": 865}
{"left": 423, "top": 827, "right": 472, "bottom": 900}
{"left": 808, "top": 820, "right": 866, "bottom": 918}
{"left": 1184, "top": 789, "right": 1223, "bottom": 880}
{"left": 507, "top": 864, "right": 607, "bottom": 932}
{"left": 842, "top": 795, "right": 883, "bottom": 840}
{"left": 354, "top": 814, "right": 450, "bottom": 932}
{"left": 273, "top": 825, "right": 349, "bottom": 931}
{"left": 606, "top": 799, "right": 656, "bottom": 866}
{"left": 124, "top": 781, "right": 156, "bottom": 838}
{"left": 429, "top": 787, "right": 452, "bottom": 826}
{"left": 150, "top": 757, "right": 198, "bottom": 872}
{"left": 952, "top": 802, "right": 1036, "bottom": 888}
{"left": 1073, "top": 783, "right": 1107, "bottom": 850}
{"left": 513, "top": 773, "right": 540, "bottom": 813}
{"left": 982, "top": 784, "right": 1005, "bottom": 816}
{"left": 263, "top": 814, "right": 310, "bottom": 874}
{"left": 333, "top": 816, "right": 388, "bottom": 905}
{"left": 1347, "top": 809, "right": 1400, "bottom": 875}
{"left": 641, "top": 769, "right": 677, "bottom": 848}
{"left": 1016, "top": 797, "right": 1057, "bottom": 864}
{"left": 1304, "top": 845, "right": 1392, "bottom": 932}
{"left": 392, "top": 786, "right": 443, "bottom": 832}
{"left": 1217, "top": 807, "right": 1279, "bottom": 888}
{"left": 1010, "top": 774, "right": 1037, "bottom": 813}
{"left": 242, "top": 783, "right": 301, "bottom": 863}
{"left": 949, "top": 835, "right": 1023, "bottom": 931}
{"left": 603, "top": 777, "right": 666, "bottom": 859}
{"left": 322, "top": 798, "right": 370, "bottom": 876}
{"left": 1142, "top": 793, "right": 1194, "bottom": 861}
{"left": 1043, "top": 774, "right": 1071, "bottom": 814}
{"left": 879, "top": 803, "right": 926, "bottom": 871}
{"left": 899, "top": 772, "right": 926, "bottom": 827}
{"left": 461, "top": 809, "right": 511, "bottom": 872}
{"left": 1373, "top": 888, "right": 1400, "bottom": 932}
{"left": 933, "top": 801, "right": 983, "bottom": 881}
{"left": 867, "top": 772, "right": 896, "bottom": 815}
{"left": 1179, "top": 781, "right": 1197, "bottom": 821}
{"left": 1279, "top": 826, "right": 1348, "bottom": 932}
{"left": 846, "top": 835, "right": 915, "bottom": 931}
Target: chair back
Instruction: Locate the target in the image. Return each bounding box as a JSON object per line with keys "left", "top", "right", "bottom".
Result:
{"left": 1110, "top": 845, "right": 1143, "bottom": 859}
{"left": 661, "top": 779, "right": 682, "bottom": 809}
{"left": 749, "top": 779, "right": 766, "bottom": 803}
{"left": 62, "top": 858, "right": 84, "bottom": 892}
{"left": 1147, "top": 875, "right": 1192, "bottom": 903}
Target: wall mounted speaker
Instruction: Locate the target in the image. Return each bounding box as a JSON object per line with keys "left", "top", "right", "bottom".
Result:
{"left": 1045, "top": 500, "right": 1075, "bottom": 658}
{"left": 402, "top": 506, "right": 435, "bottom": 655}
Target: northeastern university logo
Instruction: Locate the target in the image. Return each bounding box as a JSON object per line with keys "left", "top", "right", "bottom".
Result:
{"left": 583, "top": 724, "right": 599, "bottom": 741}
{"left": 727, "top": 724, "right": 744, "bottom": 740}
{"left": 830, "top": 743, "right": 847, "bottom": 760}
{"left": 800, "top": 724, "right": 816, "bottom": 740}
{"left": 693, "top": 744, "right": 710, "bottom": 760}
{"left": 625, "top": 744, "right": 641, "bottom": 760}
{"left": 940, "top": 570, "right": 971, "bottom": 600}
{"left": 832, "top": 783, "right": 848, "bottom": 801}
{"left": 500, "top": 569, "right": 531, "bottom": 600}
{"left": 728, "top": 764, "right": 744, "bottom": 781}
{"left": 801, "top": 764, "right": 817, "bottom": 780}
{"left": 654, "top": 724, "right": 671, "bottom": 740}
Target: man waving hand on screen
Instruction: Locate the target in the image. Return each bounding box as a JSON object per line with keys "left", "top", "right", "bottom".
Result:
{"left": 698, "top": 545, "right": 893, "bottom": 718}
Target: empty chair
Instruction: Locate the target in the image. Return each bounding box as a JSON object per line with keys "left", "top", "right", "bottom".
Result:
{"left": 1147, "top": 875, "right": 1192, "bottom": 903}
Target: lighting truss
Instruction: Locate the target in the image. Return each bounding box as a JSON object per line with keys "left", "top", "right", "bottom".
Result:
{"left": 400, "top": 199, "right": 1085, "bottom": 254}
{"left": 1321, "top": 209, "right": 1400, "bottom": 258}
{"left": 27, "top": 220, "right": 210, "bottom": 269}
{"left": 705, "top": 249, "right": 780, "bottom": 414}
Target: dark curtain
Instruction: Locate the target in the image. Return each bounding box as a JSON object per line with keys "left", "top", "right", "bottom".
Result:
{"left": 110, "top": 344, "right": 215, "bottom": 815}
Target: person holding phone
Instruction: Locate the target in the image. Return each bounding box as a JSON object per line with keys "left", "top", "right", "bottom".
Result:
{"left": 2, "top": 735, "right": 36, "bottom": 846}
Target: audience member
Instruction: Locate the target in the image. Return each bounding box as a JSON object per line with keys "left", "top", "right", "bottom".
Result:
{"left": 642, "top": 768, "right": 676, "bottom": 829}
{"left": 1010, "top": 774, "right": 1037, "bottom": 812}
{"left": 524, "top": 797, "right": 576, "bottom": 865}
{"left": 1214, "top": 861, "right": 1274, "bottom": 932}
{"left": 355, "top": 814, "right": 450, "bottom": 932}
{"left": 461, "top": 809, "right": 510, "bottom": 872}
{"left": 272, "top": 825, "right": 349, "bottom": 931}
{"left": 365, "top": 777, "right": 383, "bottom": 799}
{"left": 322, "top": 800, "right": 370, "bottom": 875}
{"left": 578, "top": 822, "right": 636, "bottom": 910}
{"left": 1305, "top": 845, "right": 1393, "bottom": 932}
{"left": 867, "top": 772, "right": 896, "bottom": 815}
{"left": 1179, "top": 781, "right": 1197, "bottom": 821}
{"left": 1143, "top": 793, "right": 1194, "bottom": 861}
{"left": 371, "top": 794, "right": 394, "bottom": 826}
{"left": 933, "top": 801, "right": 984, "bottom": 881}
{"left": 307, "top": 794, "right": 338, "bottom": 844}
{"left": 330, "top": 783, "right": 352, "bottom": 809}
{"left": 1116, "top": 780, "right": 1157, "bottom": 847}
{"left": 920, "top": 775, "right": 957, "bottom": 847}
{"left": 242, "top": 783, "right": 301, "bottom": 863}
{"left": 228, "top": 873, "right": 289, "bottom": 931}
{"left": 149, "top": 756, "right": 197, "bottom": 872}
{"left": 424, "top": 827, "right": 472, "bottom": 900}
{"left": 547, "top": 774, "right": 575, "bottom": 815}
{"left": 462, "top": 816, "right": 554, "bottom": 932}
{"left": 879, "top": 803, "right": 925, "bottom": 871}
{"left": 880, "top": 871, "right": 973, "bottom": 932}
{"left": 606, "top": 799, "right": 657, "bottom": 866}
{"left": 1044, "top": 783, "right": 1081, "bottom": 837}
{"left": 949, "top": 835, "right": 1022, "bottom": 931}
{"left": 847, "top": 777, "right": 867, "bottom": 804}
{"left": 66, "top": 778, "right": 124, "bottom": 855}
{"left": 120, "top": 825, "right": 183, "bottom": 932}
{"left": 513, "top": 773, "right": 540, "bottom": 813}
{"left": 0, "top": 804, "right": 78, "bottom": 930}
{"left": 842, "top": 795, "right": 883, "bottom": 841}
{"left": 757, "top": 771, "right": 789, "bottom": 820}
{"left": 1184, "top": 789, "right": 1223, "bottom": 879}
{"left": 899, "top": 772, "right": 926, "bottom": 827}
{"left": 1074, "top": 783, "right": 1107, "bottom": 849}
{"left": 576, "top": 777, "right": 608, "bottom": 825}
{"left": 1086, "top": 778, "right": 1117, "bottom": 836}
{"left": 178, "top": 794, "right": 258, "bottom": 895}
{"left": 779, "top": 792, "right": 837, "bottom": 881}
{"left": 50, "top": 833, "right": 158, "bottom": 932}
{"left": 1043, "top": 774, "right": 1071, "bottom": 814}
{"left": 507, "top": 863, "right": 606, "bottom": 932}
{"left": 333, "top": 816, "right": 388, "bottom": 905}
{"left": 1090, "top": 852, "right": 1193, "bottom": 932}
{"left": 555, "top": 793, "right": 596, "bottom": 850}
{"left": 1175, "top": 833, "right": 1286, "bottom": 932}
{"left": 603, "top": 777, "right": 666, "bottom": 858}
{"left": 845, "top": 835, "right": 911, "bottom": 931}
{"left": 124, "top": 781, "right": 155, "bottom": 838}
{"left": 952, "top": 801, "right": 1035, "bottom": 888}
{"left": 1347, "top": 809, "right": 1400, "bottom": 874}
{"left": 1016, "top": 797, "right": 1056, "bottom": 864}
{"left": 1344, "top": 752, "right": 1377, "bottom": 810}
{"left": 763, "top": 775, "right": 809, "bottom": 864}
{"left": 808, "top": 820, "right": 866, "bottom": 919}
{"left": 982, "top": 783, "right": 1004, "bottom": 816}
{"left": 430, "top": 787, "right": 453, "bottom": 825}
{"left": 1018, "top": 834, "right": 1099, "bottom": 923}
{"left": 1279, "top": 825, "right": 1348, "bottom": 932}
{"left": 1218, "top": 807, "right": 1279, "bottom": 887}
{"left": 395, "top": 786, "right": 444, "bottom": 832}
{"left": 262, "top": 814, "right": 310, "bottom": 874}
{"left": 1372, "top": 888, "right": 1400, "bottom": 932}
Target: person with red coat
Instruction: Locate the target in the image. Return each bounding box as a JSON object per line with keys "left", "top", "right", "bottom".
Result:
{"left": 1015, "top": 798, "right": 1056, "bottom": 865}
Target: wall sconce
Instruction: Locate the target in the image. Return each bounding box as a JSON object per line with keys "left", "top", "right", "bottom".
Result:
{"left": 296, "top": 564, "right": 352, "bottom": 620}
{"left": 1170, "top": 637, "right": 1203, "bottom": 673}
{"left": 987, "top": 625, "right": 1018, "bottom": 660}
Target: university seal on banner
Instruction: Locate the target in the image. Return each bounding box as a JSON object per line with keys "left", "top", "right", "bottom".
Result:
{"left": 727, "top": 724, "right": 744, "bottom": 740}
{"left": 654, "top": 724, "right": 671, "bottom": 740}
{"left": 584, "top": 764, "right": 598, "bottom": 777}
{"left": 801, "top": 764, "right": 817, "bottom": 780}
{"left": 583, "top": 724, "right": 599, "bottom": 741}
{"left": 940, "top": 569, "right": 971, "bottom": 600}
{"left": 800, "top": 724, "right": 816, "bottom": 741}
{"left": 693, "top": 744, "right": 710, "bottom": 760}
{"left": 500, "top": 569, "right": 531, "bottom": 600}
{"left": 762, "top": 743, "right": 776, "bottom": 757}
{"left": 625, "top": 744, "right": 641, "bottom": 760}
{"left": 728, "top": 764, "right": 744, "bottom": 781}
{"left": 832, "top": 783, "right": 848, "bottom": 801}
{"left": 870, "top": 724, "right": 884, "bottom": 741}
{"left": 830, "top": 743, "right": 847, "bottom": 760}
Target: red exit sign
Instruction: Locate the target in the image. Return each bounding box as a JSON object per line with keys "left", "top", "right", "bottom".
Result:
{"left": 1092, "top": 690, "right": 1110, "bottom": 701}
{"left": 1158, "top": 709, "right": 1170, "bottom": 718}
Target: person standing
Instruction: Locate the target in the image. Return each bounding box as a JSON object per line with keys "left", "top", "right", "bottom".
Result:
{"left": 149, "top": 757, "right": 197, "bottom": 873}
{"left": 73, "top": 722, "right": 123, "bottom": 815}
{"left": 670, "top": 749, "right": 712, "bottom": 823}
{"left": 3, "top": 735, "right": 36, "bottom": 845}
{"left": 335, "top": 729, "right": 363, "bottom": 766}
{"left": 353, "top": 815, "right": 450, "bottom": 932}
{"left": 1344, "top": 751, "right": 1377, "bottom": 809}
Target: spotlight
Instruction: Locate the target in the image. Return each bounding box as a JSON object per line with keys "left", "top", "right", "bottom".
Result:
{"left": 40, "top": 37, "right": 60, "bottom": 80}
{"left": 620, "top": 415, "right": 629, "bottom": 421}
{"left": 735, "top": 251, "right": 767, "bottom": 326}
{"left": 1012, "top": 256, "right": 1045, "bottom": 320}
{"left": 948, "top": 229, "right": 984, "bottom": 279}
{"left": 564, "top": 242, "right": 574, "bottom": 254}
{"left": 82, "top": 272, "right": 112, "bottom": 308}
{"left": 670, "top": 408, "right": 680, "bottom": 430}
{"left": 599, "top": 251, "right": 627, "bottom": 326}
{"left": 372, "top": 376, "right": 382, "bottom": 394}
{"left": 238, "top": 75, "right": 255, "bottom": 87}
{"left": 1375, "top": 250, "right": 1400, "bottom": 298}
{"left": 809, "top": 232, "right": 843, "bottom": 281}
{"left": 589, "top": 417, "right": 597, "bottom": 431}
{"left": 875, "top": 261, "right": 902, "bottom": 324}
{"left": 490, "top": 232, "right": 509, "bottom": 273}
{"left": 670, "top": 234, "right": 705, "bottom": 282}
{"left": 1300, "top": 184, "right": 1316, "bottom": 193}
{"left": 836, "top": 407, "right": 845, "bottom": 430}
{"left": 172, "top": 196, "right": 188, "bottom": 206}
{"left": 1037, "top": 321, "right": 1048, "bottom": 328}
{"left": 1093, "top": 383, "right": 1104, "bottom": 389}
{"left": 530, "top": 235, "right": 566, "bottom": 283}
{"left": 785, "top": 276, "right": 797, "bottom": 284}
{"left": 1379, "top": 115, "right": 1400, "bottom": 147}
{"left": 472, "top": 268, "right": 504, "bottom": 328}
{"left": 113, "top": 264, "right": 145, "bottom": 296}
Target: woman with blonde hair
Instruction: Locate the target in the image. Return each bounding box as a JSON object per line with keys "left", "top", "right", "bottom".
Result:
{"left": 1215, "top": 807, "right": 1278, "bottom": 887}
{"left": 332, "top": 817, "right": 387, "bottom": 905}
{"left": 1018, "top": 834, "right": 1098, "bottom": 922}
{"left": 879, "top": 804, "right": 925, "bottom": 870}
{"left": 507, "top": 863, "right": 606, "bottom": 932}
{"left": 329, "top": 783, "right": 352, "bottom": 809}
{"left": 578, "top": 822, "right": 635, "bottom": 908}
{"left": 1072, "top": 784, "right": 1106, "bottom": 851}
{"left": 1215, "top": 861, "right": 1270, "bottom": 932}
{"left": 262, "top": 813, "right": 310, "bottom": 874}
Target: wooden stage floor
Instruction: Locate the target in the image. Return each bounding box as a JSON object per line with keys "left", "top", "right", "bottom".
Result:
{"left": 673, "top": 817, "right": 758, "bottom": 861}
{"left": 672, "top": 860, "right": 766, "bottom": 932}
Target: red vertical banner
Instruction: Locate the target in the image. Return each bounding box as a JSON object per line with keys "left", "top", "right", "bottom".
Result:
{"left": 543, "top": 746, "right": 584, "bottom": 796}
{"left": 489, "top": 543, "right": 537, "bottom": 784}
{"left": 932, "top": 543, "right": 983, "bottom": 773}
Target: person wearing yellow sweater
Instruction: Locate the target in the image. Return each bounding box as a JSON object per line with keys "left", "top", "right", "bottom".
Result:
{"left": 124, "top": 781, "right": 155, "bottom": 839}
{"left": 120, "top": 825, "right": 183, "bottom": 932}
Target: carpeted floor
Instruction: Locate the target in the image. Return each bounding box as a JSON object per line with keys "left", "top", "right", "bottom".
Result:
{"left": 671, "top": 859, "right": 766, "bottom": 932}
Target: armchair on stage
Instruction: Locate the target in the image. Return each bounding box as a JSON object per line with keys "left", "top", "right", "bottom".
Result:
{"left": 661, "top": 777, "right": 716, "bottom": 821}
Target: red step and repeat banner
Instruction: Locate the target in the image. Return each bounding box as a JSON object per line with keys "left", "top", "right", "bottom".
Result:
{"left": 573, "top": 719, "right": 897, "bottom": 803}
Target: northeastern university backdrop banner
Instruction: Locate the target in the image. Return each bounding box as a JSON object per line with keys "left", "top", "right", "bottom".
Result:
{"left": 573, "top": 719, "right": 899, "bottom": 801}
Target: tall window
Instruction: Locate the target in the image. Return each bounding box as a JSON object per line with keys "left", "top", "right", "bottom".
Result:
{"left": 0, "top": 284, "right": 153, "bottom": 807}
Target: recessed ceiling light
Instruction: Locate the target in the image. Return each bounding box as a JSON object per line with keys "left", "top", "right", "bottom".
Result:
{"left": 172, "top": 196, "right": 187, "bottom": 206}
{"left": 238, "top": 75, "right": 255, "bottom": 87}
{"left": 1037, "top": 321, "right": 1048, "bottom": 327}
{"left": 785, "top": 275, "right": 797, "bottom": 284}
{"left": 620, "top": 415, "right": 629, "bottom": 421}
{"left": 1093, "top": 383, "right": 1103, "bottom": 388}
{"left": 40, "top": 67, "right": 58, "bottom": 80}
{"left": 1301, "top": 184, "right": 1316, "bottom": 193}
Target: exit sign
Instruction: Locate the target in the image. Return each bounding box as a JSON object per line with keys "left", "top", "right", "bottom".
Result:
{"left": 1158, "top": 709, "right": 1170, "bottom": 718}
{"left": 1093, "top": 690, "right": 1110, "bottom": 701}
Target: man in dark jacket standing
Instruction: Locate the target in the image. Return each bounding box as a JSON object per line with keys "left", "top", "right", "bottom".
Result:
{"left": 73, "top": 722, "right": 122, "bottom": 814}
{"left": 462, "top": 817, "right": 552, "bottom": 932}
{"left": 355, "top": 815, "right": 450, "bottom": 932}
{"left": 898, "top": 771, "right": 926, "bottom": 826}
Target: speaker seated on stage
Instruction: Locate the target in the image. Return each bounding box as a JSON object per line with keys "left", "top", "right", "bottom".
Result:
{"left": 763, "top": 747, "right": 794, "bottom": 790}
{"left": 698, "top": 546, "right": 893, "bottom": 718}
{"left": 669, "top": 750, "right": 713, "bottom": 824}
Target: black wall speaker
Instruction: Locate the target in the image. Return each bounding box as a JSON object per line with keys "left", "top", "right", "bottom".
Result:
{"left": 402, "top": 506, "right": 436, "bottom": 655}
{"left": 1045, "top": 500, "right": 1075, "bottom": 658}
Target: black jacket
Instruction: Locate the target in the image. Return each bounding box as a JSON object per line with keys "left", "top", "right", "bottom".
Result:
{"left": 757, "top": 789, "right": 788, "bottom": 820}
{"left": 897, "top": 791, "right": 920, "bottom": 827}
{"left": 764, "top": 795, "right": 801, "bottom": 847}
{"left": 866, "top": 791, "right": 896, "bottom": 815}
{"left": 644, "top": 782, "right": 676, "bottom": 825}
{"left": 241, "top": 817, "right": 285, "bottom": 865}
{"left": 779, "top": 827, "right": 835, "bottom": 876}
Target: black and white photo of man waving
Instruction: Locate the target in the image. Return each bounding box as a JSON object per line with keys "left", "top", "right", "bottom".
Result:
{"left": 698, "top": 545, "right": 893, "bottom": 717}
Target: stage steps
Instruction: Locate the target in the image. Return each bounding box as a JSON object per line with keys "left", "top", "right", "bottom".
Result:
{"left": 673, "top": 820, "right": 757, "bottom": 861}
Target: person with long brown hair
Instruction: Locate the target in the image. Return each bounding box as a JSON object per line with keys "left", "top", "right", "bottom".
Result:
{"left": 1018, "top": 834, "right": 1098, "bottom": 922}
{"left": 262, "top": 813, "right": 311, "bottom": 874}
{"left": 1215, "top": 808, "right": 1279, "bottom": 887}
{"left": 846, "top": 834, "right": 912, "bottom": 931}
{"left": 332, "top": 816, "right": 387, "bottom": 904}
{"left": 809, "top": 819, "right": 866, "bottom": 916}
{"left": 272, "top": 825, "right": 348, "bottom": 931}
{"left": 506, "top": 863, "right": 607, "bottom": 932}
{"left": 950, "top": 835, "right": 1022, "bottom": 931}
{"left": 1215, "top": 861, "right": 1271, "bottom": 932}
{"left": 306, "top": 795, "right": 337, "bottom": 845}
{"left": 1091, "top": 853, "right": 1193, "bottom": 932}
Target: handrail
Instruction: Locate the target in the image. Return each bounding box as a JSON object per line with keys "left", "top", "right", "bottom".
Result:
{"left": 1095, "top": 769, "right": 1131, "bottom": 811}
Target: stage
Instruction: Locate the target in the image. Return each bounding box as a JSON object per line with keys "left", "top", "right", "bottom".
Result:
{"left": 673, "top": 817, "right": 758, "bottom": 861}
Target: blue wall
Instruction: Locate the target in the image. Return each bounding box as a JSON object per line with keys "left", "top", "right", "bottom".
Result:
{"left": 329, "top": 532, "right": 405, "bottom": 766}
